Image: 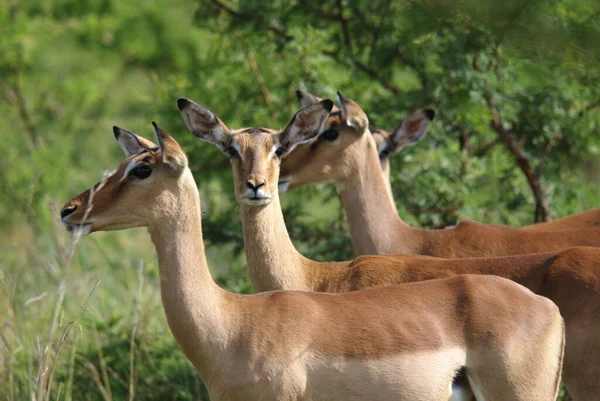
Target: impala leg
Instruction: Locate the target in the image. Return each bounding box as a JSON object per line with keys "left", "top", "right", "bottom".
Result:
{"left": 465, "top": 323, "right": 565, "bottom": 400}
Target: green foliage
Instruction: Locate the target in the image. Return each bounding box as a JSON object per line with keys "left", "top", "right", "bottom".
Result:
{"left": 1, "top": 0, "right": 598, "bottom": 399}
{"left": 60, "top": 327, "right": 208, "bottom": 401}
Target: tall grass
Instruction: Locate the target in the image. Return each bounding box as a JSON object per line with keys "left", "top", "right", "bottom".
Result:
{"left": 0, "top": 171, "right": 207, "bottom": 401}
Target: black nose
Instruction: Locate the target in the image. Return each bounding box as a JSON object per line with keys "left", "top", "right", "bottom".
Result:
{"left": 61, "top": 205, "right": 77, "bottom": 219}
{"left": 246, "top": 180, "right": 265, "bottom": 192}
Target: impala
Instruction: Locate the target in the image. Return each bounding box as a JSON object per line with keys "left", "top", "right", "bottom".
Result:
{"left": 179, "top": 97, "right": 600, "bottom": 400}
{"left": 296, "top": 90, "right": 600, "bottom": 232}
{"left": 60, "top": 119, "right": 564, "bottom": 401}
{"left": 295, "top": 89, "right": 433, "bottom": 203}
{"left": 280, "top": 92, "right": 600, "bottom": 257}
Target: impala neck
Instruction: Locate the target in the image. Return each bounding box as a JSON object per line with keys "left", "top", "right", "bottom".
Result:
{"left": 149, "top": 169, "right": 230, "bottom": 382}
{"left": 241, "top": 192, "right": 307, "bottom": 292}
{"left": 379, "top": 157, "right": 395, "bottom": 205}
{"left": 337, "top": 134, "right": 418, "bottom": 255}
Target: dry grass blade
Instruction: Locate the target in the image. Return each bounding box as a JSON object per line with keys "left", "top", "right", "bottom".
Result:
{"left": 32, "top": 170, "right": 110, "bottom": 401}
{"left": 128, "top": 260, "right": 144, "bottom": 401}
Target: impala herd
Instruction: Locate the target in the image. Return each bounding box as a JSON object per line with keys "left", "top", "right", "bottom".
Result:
{"left": 59, "top": 91, "right": 600, "bottom": 401}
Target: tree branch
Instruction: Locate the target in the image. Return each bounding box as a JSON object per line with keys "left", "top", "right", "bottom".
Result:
{"left": 247, "top": 52, "right": 275, "bottom": 120}
{"left": 335, "top": 0, "right": 351, "bottom": 47}
{"left": 247, "top": 52, "right": 272, "bottom": 106}
{"left": 486, "top": 92, "right": 550, "bottom": 223}
{"left": 210, "top": 0, "right": 291, "bottom": 40}
{"left": 2, "top": 69, "right": 40, "bottom": 150}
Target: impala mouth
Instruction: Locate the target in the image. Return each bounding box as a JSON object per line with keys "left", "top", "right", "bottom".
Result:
{"left": 241, "top": 195, "right": 271, "bottom": 206}
{"left": 278, "top": 181, "right": 290, "bottom": 193}
{"left": 61, "top": 217, "right": 92, "bottom": 235}
{"left": 64, "top": 223, "right": 92, "bottom": 235}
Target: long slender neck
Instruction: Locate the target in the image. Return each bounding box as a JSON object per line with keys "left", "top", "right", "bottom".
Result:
{"left": 337, "top": 135, "right": 420, "bottom": 255}
{"left": 149, "top": 170, "right": 231, "bottom": 382}
{"left": 241, "top": 192, "right": 308, "bottom": 292}
{"left": 379, "top": 157, "right": 395, "bottom": 203}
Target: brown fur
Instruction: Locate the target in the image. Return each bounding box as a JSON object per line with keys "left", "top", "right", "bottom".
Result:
{"left": 61, "top": 123, "right": 564, "bottom": 401}
{"left": 181, "top": 100, "right": 600, "bottom": 399}
{"left": 294, "top": 91, "right": 600, "bottom": 233}
{"left": 279, "top": 93, "right": 600, "bottom": 258}
{"left": 523, "top": 208, "right": 600, "bottom": 231}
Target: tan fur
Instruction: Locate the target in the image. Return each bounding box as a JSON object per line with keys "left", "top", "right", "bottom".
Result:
{"left": 279, "top": 94, "right": 600, "bottom": 258}
{"left": 296, "top": 91, "right": 600, "bottom": 233}
{"left": 373, "top": 125, "right": 600, "bottom": 233}
{"left": 180, "top": 101, "right": 600, "bottom": 400}
{"left": 523, "top": 208, "right": 600, "bottom": 231}
{"left": 61, "top": 124, "right": 564, "bottom": 400}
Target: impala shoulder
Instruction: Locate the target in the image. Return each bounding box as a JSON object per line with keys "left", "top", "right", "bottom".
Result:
{"left": 551, "top": 246, "right": 600, "bottom": 286}
{"left": 556, "top": 245, "right": 600, "bottom": 260}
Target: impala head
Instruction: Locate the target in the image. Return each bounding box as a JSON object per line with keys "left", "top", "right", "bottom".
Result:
{"left": 279, "top": 91, "right": 372, "bottom": 191}
{"left": 371, "top": 109, "right": 435, "bottom": 178}
{"left": 177, "top": 97, "right": 333, "bottom": 206}
{"left": 60, "top": 123, "right": 189, "bottom": 234}
{"left": 280, "top": 90, "right": 434, "bottom": 191}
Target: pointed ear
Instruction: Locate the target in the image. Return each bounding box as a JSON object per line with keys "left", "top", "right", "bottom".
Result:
{"left": 371, "top": 128, "right": 391, "bottom": 155}
{"left": 279, "top": 99, "right": 333, "bottom": 152}
{"left": 296, "top": 90, "right": 321, "bottom": 107}
{"left": 113, "top": 126, "right": 158, "bottom": 156}
{"left": 388, "top": 109, "right": 434, "bottom": 152}
{"left": 152, "top": 122, "right": 188, "bottom": 173}
{"left": 177, "top": 98, "right": 231, "bottom": 150}
{"left": 337, "top": 92, "right": 369, "bottom": 132}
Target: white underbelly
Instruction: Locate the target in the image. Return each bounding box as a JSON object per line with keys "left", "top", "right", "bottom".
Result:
{"left": 302, "top": 347, "right": 467, "bottom": 401}
{"left": 211, "top": 347, "right": 467, "bottom": 401}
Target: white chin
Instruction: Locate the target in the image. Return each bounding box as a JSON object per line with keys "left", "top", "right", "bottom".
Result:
{"left": 242, "top": 197, "right": 270, "bottom": 206}
{"left": 65, "top": 224, "right": 91, "bottom": 236}
{"left": 278, "top": 181, "right": 290, "bottom": 193}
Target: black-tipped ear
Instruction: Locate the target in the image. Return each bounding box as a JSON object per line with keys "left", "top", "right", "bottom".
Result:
{"left": 336, "top": 92, "right": 369, "bottom": 132}
{"left": 113, "top": 126, "right": 157, "bottom": 156}
{"left": 177, "top": 97, "right": 231, "bottom": 150}
{"left": 152, "top": 121, "right": 188, "bottom": 173}
{"left": 424, "top": 109, "right": 435, "bottom": 121}
{"left": 296, "top": 90, "right": 321, "bottom": 108}
{"left": 387, "top": 109, "right": 433, "bottom": 154}
{"left": 279, "top": 99, "right": 333, "bottom": 152}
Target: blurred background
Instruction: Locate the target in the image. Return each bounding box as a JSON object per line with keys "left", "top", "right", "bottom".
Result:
{"left": 1, "top": 0, "right": 599, "bottom": 399}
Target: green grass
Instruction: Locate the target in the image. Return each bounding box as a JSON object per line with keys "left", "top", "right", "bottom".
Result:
{"left": 0, "top": 198, "right": 212, "bottom": 400}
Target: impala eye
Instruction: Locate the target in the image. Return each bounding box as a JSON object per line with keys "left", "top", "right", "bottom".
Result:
{"left": 224, "top": 146, "right": 239, "bottom": 158}
{"left": 379, "top": 148, "right": 391, "bottom": 158}
{"left": 321, "top": 129, "right": 339, "bottom": 141}
{"left": 275, "top": 147, "right": 287, "bottom": 158}
{"left": 130, "top": 165, "right": 152, "bottom": 180}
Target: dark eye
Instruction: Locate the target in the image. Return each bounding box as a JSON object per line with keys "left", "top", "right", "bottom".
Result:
{"left": 275, "top": 147, "right": 287, "bottom": 158}
{"left": 321, "top": 129, "right": 339, "bottom": 141}
{"left": 224, "top": 146, "right": 239, "bottom": 158}
{"left": 130, "top": 165, "right": 152, "bottom": 180}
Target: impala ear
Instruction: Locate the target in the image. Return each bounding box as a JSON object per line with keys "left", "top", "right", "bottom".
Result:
{"left": 386, "top": 109, "right": 434, "bottom": 155}
{"left": 113, "top": 126, "right": 158, "bottom": 156}
{"left": 337, "top": 92, "right": 369, "bottom": 133}
{"left": 152, "top": 122, "right": 187, "bottom": 173}
{"left": 177, "top": 98, "right": 231, "bottom": 150}
{"left": 296, "top": 90, "right": 321, "bottom": 108}
{"left": 371, "top": 128, "right": 391, "bottom": 156}
{"left": 279, "top": 99, "right": 334, "bottom": 152}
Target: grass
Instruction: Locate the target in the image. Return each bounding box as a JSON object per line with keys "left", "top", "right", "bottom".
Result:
{"left": 0, "top": 170, "right": 210, "bottom": 400}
